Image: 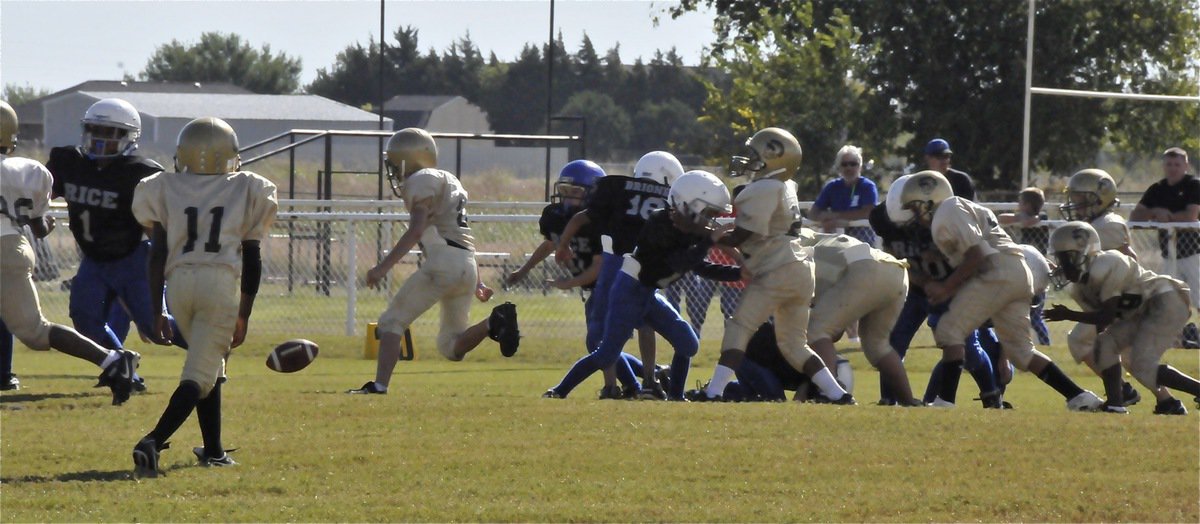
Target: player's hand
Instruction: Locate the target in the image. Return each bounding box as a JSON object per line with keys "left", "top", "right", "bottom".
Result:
{"left": 43, "top": 215, "right": 55, "bottom": 234}
{"left": 1043, "top": 304, "right": 1073, "bottom": 322}
{"left": 475, "top": 282, "right": 494, "bottom": 302}
{"left": 366, "top": 265, "right": 389, "bottom": 289}
{"left": 231, "top": 317, "right": 248, "bottom": 348}
{"left": 555, "top": 244, "right": 574, "bottom": 266}
{"left": 150, "top": 314, "right": 173, "bottom": 345}
{"left": 924, "top": 281, "right": 953, "bottom": 304}
{"left": 505, "top": 268, "right": 527, "bottom": 287}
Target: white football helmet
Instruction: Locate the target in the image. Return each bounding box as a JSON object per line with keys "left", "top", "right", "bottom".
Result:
{"left": 669, "top": 170, "right": 731, "bottom": 226}
{"left": 885, "top": 174, "right": 914, "bottom": 224}
{"left": 895, "top": 170, "right": 953, "bottom": 225}
{"left": 81, "top": 98, "right": 141, "bottom": 158}
{"left": 633, "top": 151, "right": 684, "bottom": 186}
{"left": 1, "top": 100, "right": 17, "bottom": 154}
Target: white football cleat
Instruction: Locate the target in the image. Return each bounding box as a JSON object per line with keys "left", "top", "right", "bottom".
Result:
{"left": 928, "top": 397, "right": 955, "bottom": 408}
{"left": 1067, "top": 390, "right": 1104, "bottom": 411}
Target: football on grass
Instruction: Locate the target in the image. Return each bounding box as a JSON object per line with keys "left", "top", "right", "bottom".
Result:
{"left": 266, "top": 339, "right": 319, "bottom": 373}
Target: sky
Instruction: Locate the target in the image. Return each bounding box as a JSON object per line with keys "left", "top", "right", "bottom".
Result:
{"left": 0, "top": 0, "right": 717, "bottom": 93}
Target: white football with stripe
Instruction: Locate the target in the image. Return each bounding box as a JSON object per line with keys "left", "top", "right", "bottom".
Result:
{"left": 266, "top": 339, "right": 319, "bottom": 373}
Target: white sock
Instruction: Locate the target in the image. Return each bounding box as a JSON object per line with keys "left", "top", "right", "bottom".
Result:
{"left": 372, "top": 382, "right": 388, "bottom": 392}
{"left": 99, "top": 350, "right": 120, "bottom": 369}
{"left": 811, "top": 368, "right": 847, "bottom": 399}
{"left": 705, "top": 365, "right": 736, "bottom": 398}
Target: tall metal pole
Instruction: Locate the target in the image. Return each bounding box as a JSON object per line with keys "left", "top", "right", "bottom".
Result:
{"left": 379, "top": 0, "right": 386, "bottom": 132}
{"left": 1020, "top": 0, "right": 1035, "bottom": 189}
{"left": 544, "top": 0, "right": 556, "bottom": 200}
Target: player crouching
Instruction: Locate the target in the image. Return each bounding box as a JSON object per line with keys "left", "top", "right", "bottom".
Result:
{"left": 1044, "top": 222, "right": 1199, "bottom": 414}
{"left": 349, "top": 128, "right": 518, "bottom": 395}
{"left": 129, "top": 117, "right": 278, "bottom": 476}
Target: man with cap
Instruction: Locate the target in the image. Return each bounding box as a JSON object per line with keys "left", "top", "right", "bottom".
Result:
{"left": 924, "top": 138, "right": 975, "bottom": 201}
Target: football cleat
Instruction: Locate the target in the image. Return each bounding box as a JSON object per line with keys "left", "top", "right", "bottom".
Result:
{"left": 683, "top": 385, "right": 721, "bottom": 402}
{"left": 132, "top": 437, "right": 166, "bottom": 479}
{"left": 1121, "top": 382, "right": 1141, "bottom": 407}
{"left": 0, "top": 374, "right": 20, "bottom": 391}
{"left": 827, "top": 393, "right": 857, "bottom": 405}
{"left": 597, "top": 385, "right": 623, "bottom": 400}
{"left": 877, "top": 398, "right": 897, "bottom": 406}
{"left": 638, "top": 380, "right": 667, "bottom": 401}
{"left": 192, "top": 447, "right": 238, "bottom": 467}
{"left": 927, "top": 397, "right": 955, "bottom": 408}
{"left": 132, "top": 376, "right": 147, "bottom": 393}
{"left": 1067, "top": 390, "right": 1104, "bottom": 412}
{"left": 487, "top": 302, "right": 520, "bottom": 357}
{"left": 653, "top": 365, "right": 671, "bottom": 394}
{"left": 1099, "top": 404, "right": 1128, "bottom": 414}
{"left": 979, "top": 390, "right": 1005, "bottom": 409}
{"left": 98, "top": 350, "right": 140, "bottom": 405}
{"left": 347, "top": 381, "right": 387, "bottom": 394}
{"left": 1152, "top": 398, "right": 1188, "bottom": 415}
{"left": 542, "top": 389, "right": 564, "bottom": 399}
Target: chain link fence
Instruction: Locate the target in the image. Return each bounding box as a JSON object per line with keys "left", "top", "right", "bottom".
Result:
{"left": 26, "top": 203, "right": 1199, "bottom": 347}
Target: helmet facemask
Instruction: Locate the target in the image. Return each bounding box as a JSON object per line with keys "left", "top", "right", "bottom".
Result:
{"left": 1050, "top": 249, "right": 1090, "bottom": 289}
{"left": 672, "top": 196, "right": 723, "bottom": 230}
{"left": 383, "top": 153, "right": 406, "bottom": 198}
{"left": 729, "top": 145, "right": 768, "bottom": 179}
{"left": 552, "top": 182, "right": 590, "bottom": 212}
{"left": 83, "top": 123, "right": 139, "bottom": 159}
{"left": 1059, "top": 191, "right": 1101, "bottom": 221}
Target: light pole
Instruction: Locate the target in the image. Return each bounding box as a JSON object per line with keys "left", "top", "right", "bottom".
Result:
{"left": 544, "top": 0, "right": 556, "bottom": 200}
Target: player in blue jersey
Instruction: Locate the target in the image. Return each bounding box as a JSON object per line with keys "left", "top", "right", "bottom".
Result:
{"left": 545, "top": 171, "right": 740, "bottom": 400}
{"left": 46, "top": 99, "right": 186, "bottom": 376}
{"left": 554, "top": 151, "right": 683, "bottom": 398}
{"left": 506, "top": 160, "right": 648, "bottom": 398}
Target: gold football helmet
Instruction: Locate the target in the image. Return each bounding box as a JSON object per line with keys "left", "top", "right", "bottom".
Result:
{"left": 175, "top": 117, "right": 240, "bottom": 174}
{"left": 1048, "top": 221, "right": 1102, "bottom": 287}
{"left": 896, "top": 170, "right": 953, "bottom": 225}
{"left": 0, "top": 100, "right": 17, "bottom": 154}
{"left": 729, "top": 127, "right": 802, "bottom": 181}
{"left": 384, "top": 128, "right": 438, "bottom": 197}
{"left": 1059, "top": 168, "right": 1118, "bottom": 221}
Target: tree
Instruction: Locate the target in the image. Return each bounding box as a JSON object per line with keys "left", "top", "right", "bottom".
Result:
{"left": 672, "top": 0, "right": 1200, "bottom": 189}
{"left": 559, "top": 91, "right": 631, "bottom": 160}
{"left": 141, "top": 32, "right": 302, "bottom": 94}
{"left": 3, "top": 84, "right": 51, "bottom": 106}
{"left": 631, "top": 99, "right": 702, "bottom": 153}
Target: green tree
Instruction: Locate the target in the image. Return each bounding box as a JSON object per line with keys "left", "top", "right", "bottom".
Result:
{"left": 559, "top": 91, "right": 631, "bottom": 160}
{"left": 631, "top": 99, "right": 702, "bottom": 153}
{"left": 673, "top": 0, "right": 1200, "bottom": 189}
{"left": 2, "top": 84, "right": 51, "bottom": 106}
{"left": 141, "top": 32, "right": 302, "bottom": 94}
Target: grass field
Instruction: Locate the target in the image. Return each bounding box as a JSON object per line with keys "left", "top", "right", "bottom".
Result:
{"left": 2, "top": 323, "right": 1199, "bottom": 522}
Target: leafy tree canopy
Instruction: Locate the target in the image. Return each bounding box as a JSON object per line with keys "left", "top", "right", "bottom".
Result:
{"left": 141, "top": 32, "right": 302, "bottom": 94}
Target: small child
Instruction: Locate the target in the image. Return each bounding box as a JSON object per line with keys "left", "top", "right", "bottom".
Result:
{"left": 998, "top": 187, "right": 1049, "bottom": 254}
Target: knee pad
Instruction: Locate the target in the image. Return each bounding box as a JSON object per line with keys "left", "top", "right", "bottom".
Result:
{"left": 1093, "top": 334, "right": 1123, "bottom": 374}
{"left": 437, "top": 331, "right": 462, "bottom": 361}
{"left": 1066, "top": 326, "right": 1094, "bottom": 363}
{"left": 1007, "top": 346, "right": 1046, "bottom": 371}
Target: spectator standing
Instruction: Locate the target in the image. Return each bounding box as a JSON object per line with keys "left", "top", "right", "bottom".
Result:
{"left": 923, "top": 138, "right": 975, "bottom": 201}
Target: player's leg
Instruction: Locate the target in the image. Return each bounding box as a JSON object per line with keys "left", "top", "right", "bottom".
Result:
{"left": 963, "top": 326, "right": 1002, "bottom": 406}
{"left": 932, "top": 274, "right": 1009, "bottom": 406}
{"left": 135, "top": 267, "right": 236, "bottom": 477}
{"left": 775, "top": 291, "right": 851, "bottom": 403}
{"left": 993, "top": 295, "right": 1100, "bottom": 410}
{"left": 859, "top": 267, "right": 917, "bottom": 405}
{"left": 644, "top": 291, "right": 699, "bottom": 400}
{"left": 547, "top": 272, "right": 651, "bottom": 398}
{"left": 704, "top": 278, "right": 776, "bottom": 399}
{"left": 365, "top": 269, "right": 445, "bottom": 392}
{"left": 117, "top": 242, "right": 187, "bottom": 349}
{"left": 1124, "top": 292, "right": 1197, "bottom": 413}
{"left": 0, "top": 319, "right": 15, "bottom": 390}
{"left": 1030, "top": 292, "right": 1051, "bottom": 345}
{"left": 733, "top": 358, "right": 786, "bottom": 401}
{"left": 67, "top": 256, "right": 122, "bottom": 349}
{"left": 883, "top": 291, "right": 930, "bottom": 404}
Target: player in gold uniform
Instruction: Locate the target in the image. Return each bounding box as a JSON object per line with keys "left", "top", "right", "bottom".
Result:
{"left": 348, "top": 128, "right": 519, "bottom": 395}
{"left": 1044, "top": 222, "right": 1199, "bottom": 414}
{"left": 130, "top": 117, "right": 278, "bottom": 475}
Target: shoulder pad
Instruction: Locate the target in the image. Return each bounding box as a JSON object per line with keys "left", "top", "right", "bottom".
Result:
{"left": 121, "top": 156, "right": 165, "bottom": 176}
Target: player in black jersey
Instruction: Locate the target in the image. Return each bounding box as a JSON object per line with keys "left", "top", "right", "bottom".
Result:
{"left": 506, "top": 160, "right": 647, "bottom": 398}
{"left": 545, "top": 171, "right": 741, "bottom": 400}
{"left": 46, "top": 99, "right": 186, "bottom": 365}
{"left": 873, "top": 175, "right": 1001, "bottom": 407}
{"left": 555, "top": 151, "right": 683, "bottom": 395}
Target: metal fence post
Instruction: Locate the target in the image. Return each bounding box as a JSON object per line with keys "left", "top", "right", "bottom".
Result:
{"left": 345, "top": 221, "right": 358, "bottom": 336}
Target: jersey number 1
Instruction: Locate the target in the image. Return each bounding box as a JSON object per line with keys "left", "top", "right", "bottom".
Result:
{"left": 183, "top": 206, "right": 225, "bottom": 253}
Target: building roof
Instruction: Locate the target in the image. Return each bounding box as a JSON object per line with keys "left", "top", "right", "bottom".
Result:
{"left": 14, "top": 81, "right": 253, "bottom": 123}
{"left": 76, "top": 91, "right": 385, "bottom": 122}
{"left": 382, "top": 95, "right": 460, "bottom": 112}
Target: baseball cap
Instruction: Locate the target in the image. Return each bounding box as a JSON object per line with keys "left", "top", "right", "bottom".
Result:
{"left": 924, "top": 138, "right": 952, "bottom": 156}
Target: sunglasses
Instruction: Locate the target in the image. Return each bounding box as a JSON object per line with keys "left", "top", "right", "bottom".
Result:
{"left": 840, "top": 162, "right": 860, "bottom": 167}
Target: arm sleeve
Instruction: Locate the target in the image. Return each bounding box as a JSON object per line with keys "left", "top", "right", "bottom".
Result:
{"left": 130, "top": 176, "right": 164, "bottom": 229}
{"left": 538, "top": 206, "right": 556, "bottom": 241}
{"left": 240, "top": 241, "right": 262, "bottom": 295}
{"left": 243, "top": 177, "right": 279, "bottom": 240}
{"left": 45, "top": 148, "right": 65, "bottom": 198}
{"left": 692, "top": 260, "right": 742, "bottom": 282}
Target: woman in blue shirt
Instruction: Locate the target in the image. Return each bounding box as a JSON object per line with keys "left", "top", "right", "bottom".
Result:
{"left": 810, "top": 144, "right": 877, "bottom": 245}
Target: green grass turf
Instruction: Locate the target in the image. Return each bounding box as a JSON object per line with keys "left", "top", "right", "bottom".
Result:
{"left": 1, "top": 320, "right": 1197, "bottom": 522}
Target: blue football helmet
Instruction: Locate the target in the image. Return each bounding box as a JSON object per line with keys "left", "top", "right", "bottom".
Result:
{"left": 554, "top": 160, "right": 605, "bottom": 210}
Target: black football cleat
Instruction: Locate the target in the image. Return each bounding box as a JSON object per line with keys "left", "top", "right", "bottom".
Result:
{"left": 98, "top": 350, "right": 140, "bottom": 405}
{"left": 1099, "top": 404, "right": 1129, "bottom": 414}
{"left": 1153, "top": 398, "right": 1188, "bottom": 415}
{"left": 597, "top": 385, "right": 623, "bottom": 400}
{"left": 132, "top": 437, "right": 166, "bottom": 479}
{"left": 1121, "top": 382, "right": 1141, "bottom": 407}
{"left": 192, "top": 447, "right": 239, "bottom": 467}
{"left": 683, "top": 386, "right": 721, "bottom": 402}
{"left": 347, "top": 381, "right": 386, "bottom": 394}
{"left": 487, "top": 302, "right": 520, "bottom": 357}
{"left": 815, "top": 393, "right": 857, "bottom": 405}
{"left": 653, "top": 365, "right": 671, "bottom": 394}
{"left": 542, "top": 389, "right": 564, "bottom": 399}
{"left": 0, "top": 374, "right": 20, "bottom": 391}
{"left": 638, "top": 381, "right": 667, "bottom": 401}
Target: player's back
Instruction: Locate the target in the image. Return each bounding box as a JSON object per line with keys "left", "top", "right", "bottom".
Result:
{"left": 1070, "top": 251, "right": 1182, "bottom": 313}
{"left": 801, "top": 231, "right": 899, "bottom": 297}
{"left": 1, "top": 156, "right": 53, "bottom": 238}
{"left": 403, "top": 168, "right": 475, "bottom": 256}
{"left": 584, "top": 175, "right": 670, "bottom": 255}
{"left": 734, "top": 178, "right": 805, "bottom": 275}
{"left": 132, "top": 171, "right": 277, "bottom": 276}
{"left": 1090, "top": 212, "right": 1132, "bottom": 252}
{"left": 931, "top": 196, "right": 1023, "bottom": 266}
